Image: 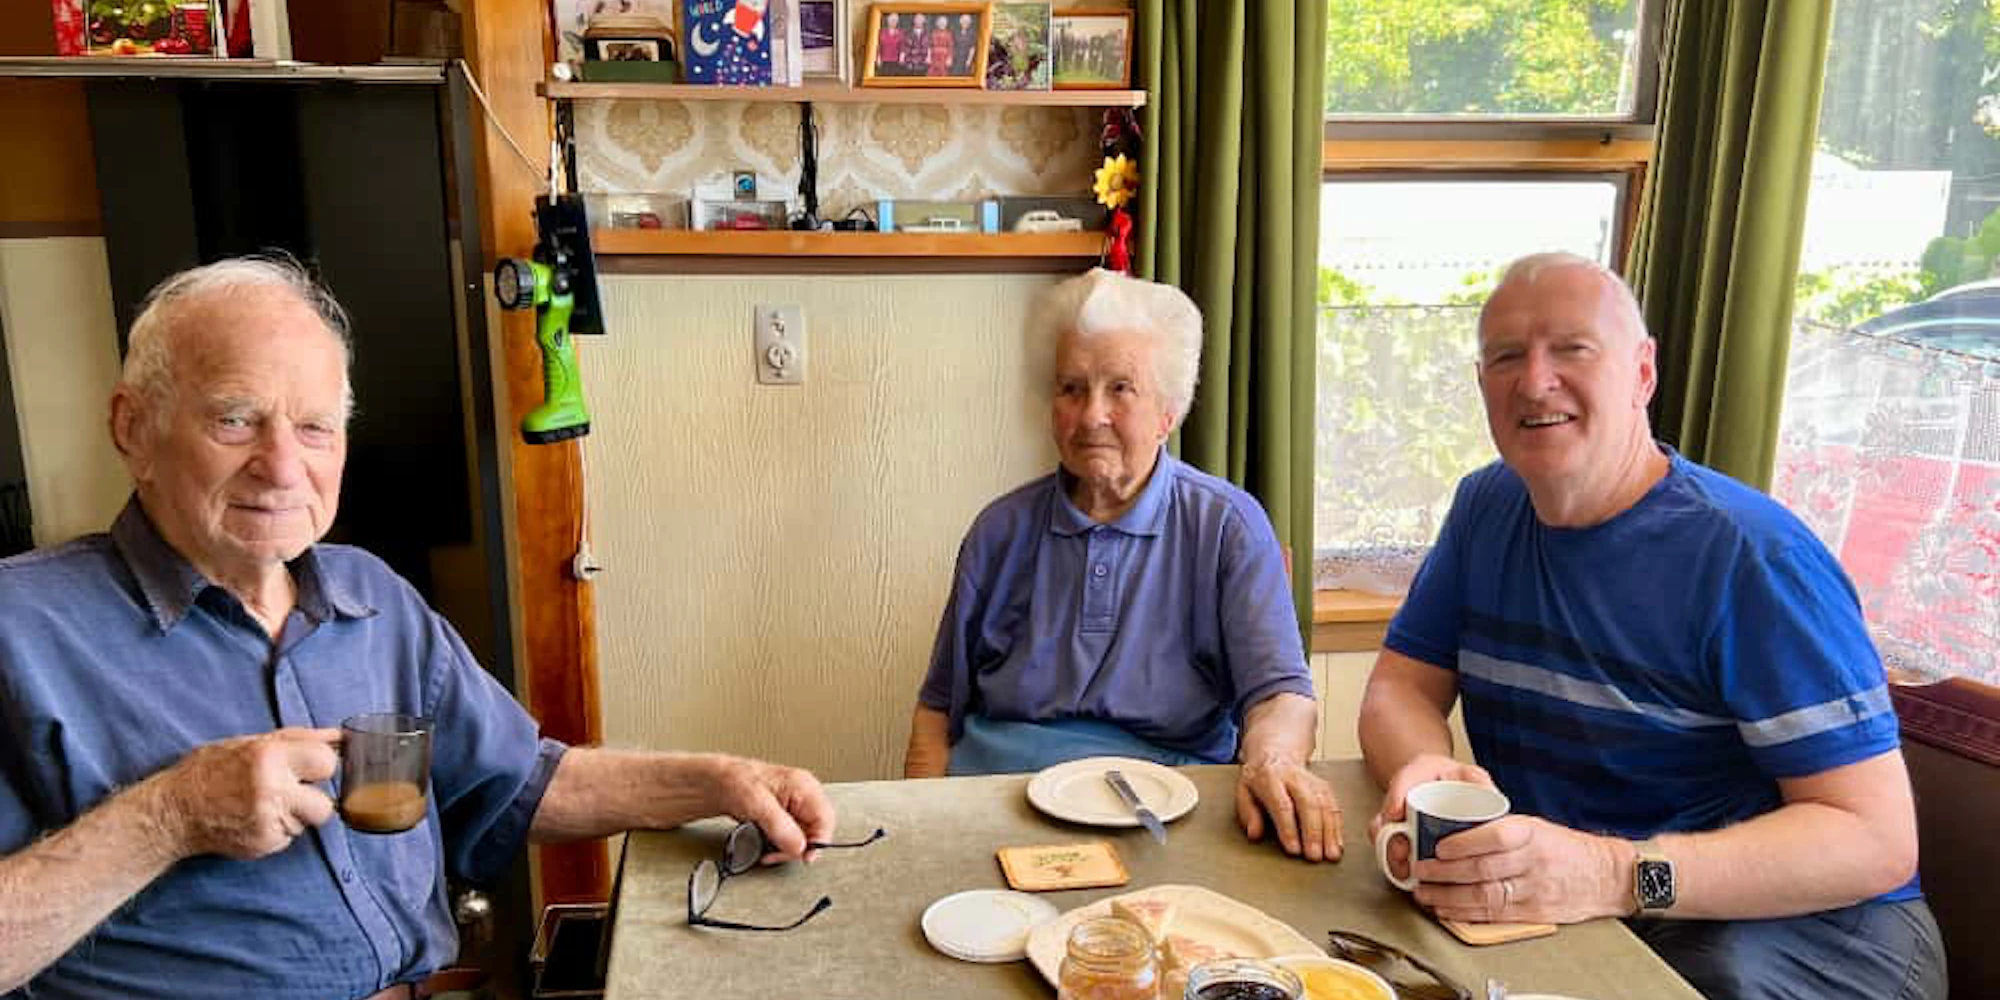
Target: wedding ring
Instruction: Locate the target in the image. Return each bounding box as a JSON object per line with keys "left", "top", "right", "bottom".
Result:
{"left": 1501, "top": 878, "right": 1515, "bottom": 907}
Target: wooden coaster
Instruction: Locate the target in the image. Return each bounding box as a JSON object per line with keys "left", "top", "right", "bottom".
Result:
{"left": 996, "top": 841, "right": 1130, "bottom": 892}
{"left": 1439, "top": 917, "right": 1557, "bottom": 946}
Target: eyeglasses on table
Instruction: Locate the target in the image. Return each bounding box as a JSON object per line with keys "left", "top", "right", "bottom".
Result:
{"left": 686, "top": 822, "right": 886, "bottom": 932}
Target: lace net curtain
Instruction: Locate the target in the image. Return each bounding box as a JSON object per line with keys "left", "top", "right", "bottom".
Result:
{"left": 1773, "top": 321, "right": 2000, "bottom": 684}
{"left": 1315, "top": 305, "right": 1492, "bottom": 594}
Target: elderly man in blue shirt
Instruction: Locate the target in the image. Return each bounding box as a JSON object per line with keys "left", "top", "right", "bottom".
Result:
{"left": 0, "top": 257, "right": 838, "bottom": 999}
{"left": 904, "top": 268, "right": 1341, "bottom": 862}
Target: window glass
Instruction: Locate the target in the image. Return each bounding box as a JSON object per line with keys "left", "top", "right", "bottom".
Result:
{"left": 1776, "top": 0, "right": 2000, "bottom": 683}
{"left": 1315, "top": 179, "right": 1622, "bottom": 591}
{"left": 1325, "top": 0, "right": 1646, "bottom": 118}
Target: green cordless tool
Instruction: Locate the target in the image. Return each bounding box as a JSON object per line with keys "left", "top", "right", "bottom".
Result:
{"left": 494, "top": 195, "right": 604, "bottom": 444}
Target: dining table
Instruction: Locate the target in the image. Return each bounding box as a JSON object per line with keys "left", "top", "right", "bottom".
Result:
{"left": 601, "top": 760, "right": 1704, "bottom": 999}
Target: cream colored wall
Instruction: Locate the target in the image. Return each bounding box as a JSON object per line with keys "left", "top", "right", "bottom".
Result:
{"left": 1311, "top": 650, "right": 1470, "bottom": 764}
{"left": 0, "top": 238, "right": 128, "bottom": 545}
{"left": 584, "top": 273, "right": 1059, "bottom": 781}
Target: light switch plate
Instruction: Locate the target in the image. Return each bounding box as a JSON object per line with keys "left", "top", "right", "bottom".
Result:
{"left": 754, "top": 304, "right": 805, "bottom": 384}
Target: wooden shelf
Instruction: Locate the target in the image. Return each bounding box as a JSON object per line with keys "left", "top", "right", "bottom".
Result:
{"left": 592, "top": 229, "right": 1104, "bottom": 257}
{"left": 0, "top": 56, "right": 446, "bottom": 83}
{"left": 543, "top": 80, "right": 1146, "bottom": 107}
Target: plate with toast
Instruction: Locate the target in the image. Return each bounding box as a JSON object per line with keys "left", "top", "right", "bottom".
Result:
{"left": 1024, "top": 884, "right": 1318, "bottom": 994}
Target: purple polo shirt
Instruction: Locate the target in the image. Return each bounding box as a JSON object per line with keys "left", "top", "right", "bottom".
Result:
{"left": 0, "top": 500, "right": 565, "bottom": 999}
{"left": 918, "top": 449, "right": 1314, "bottom": 763}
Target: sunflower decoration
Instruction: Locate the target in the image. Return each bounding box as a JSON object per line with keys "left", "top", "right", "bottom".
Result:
{"left": 1095, "top": 108, "right": 1144, "bottom": 273}
{"left": 1093, "top": 154, "right": 1141, "bottom": 211}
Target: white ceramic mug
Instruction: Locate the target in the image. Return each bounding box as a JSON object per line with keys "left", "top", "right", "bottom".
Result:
{"left": 1374, "top": 780, "right": 1509, "bottom": 891}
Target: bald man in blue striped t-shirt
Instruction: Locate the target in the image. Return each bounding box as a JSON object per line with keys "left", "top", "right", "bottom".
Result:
{"left": 1359, "top": 253, "right": 1946, "bottom": 1000}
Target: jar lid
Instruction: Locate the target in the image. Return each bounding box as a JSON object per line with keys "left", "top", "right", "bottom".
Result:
{"left": 920, "top": 889, "right": 1060, "bottom": 964}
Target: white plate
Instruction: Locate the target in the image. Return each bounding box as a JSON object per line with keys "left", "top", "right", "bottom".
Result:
{"left": 1024, "top": 884, "right": 1318, "bottom": 986}
{"left": 1268, "top": 954, "right": 1396, "bottom": 1000}
{"left": 1025, "top": 756, "right": 1200, "bottom": 828}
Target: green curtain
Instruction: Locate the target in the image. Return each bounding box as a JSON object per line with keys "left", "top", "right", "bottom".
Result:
{"left": 1135, "top": 0, "right": 1327, "bottom": 626}
{"left": 1628, "top": 0, "right": 1834, "bottom": 488}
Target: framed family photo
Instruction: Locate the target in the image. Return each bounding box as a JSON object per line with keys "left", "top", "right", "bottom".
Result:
{"left": 594, "top": 38, "right": 662, "bottom": 61}
{"left": 861, "top": 2, "right": 990, "bottom": 87}
{"left": 796, "top": 0, "right": 849, "bottom": 82}
{"left": 985, "top": 1, "right": 1051, "bottom": 91}
{"left": 1051, "top": 8, "right": 1132, "bottom": 89}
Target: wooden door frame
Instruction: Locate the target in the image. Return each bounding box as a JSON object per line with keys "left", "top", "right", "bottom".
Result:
{"left": 463, "top": 0, "right": 609, "bottom": 905}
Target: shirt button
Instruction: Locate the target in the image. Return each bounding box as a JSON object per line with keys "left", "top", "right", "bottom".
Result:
{"left": 1092, "top": 564, "right": 1108, "bottom": 578}
{"left": 341, "top": 868, "right": 356, "bottom": 883}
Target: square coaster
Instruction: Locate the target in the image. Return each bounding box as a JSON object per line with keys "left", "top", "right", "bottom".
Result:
{"left": 1439, "top": 917, "right": 1557, "bottom": 946}
{"left": 996, "top": 841, "right": 1130, "bottom": 892}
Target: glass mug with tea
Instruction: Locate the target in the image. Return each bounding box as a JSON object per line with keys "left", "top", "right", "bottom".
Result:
{"left": 339, "top": 713, "right": 434, "bottom": 834}
{"left": 1373, "top": 780, "right": 1509, "bottom": 890}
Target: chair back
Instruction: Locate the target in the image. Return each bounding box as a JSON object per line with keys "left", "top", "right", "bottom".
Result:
{"left": 1893, "top": 678, "right": 2000, "bottom": 999}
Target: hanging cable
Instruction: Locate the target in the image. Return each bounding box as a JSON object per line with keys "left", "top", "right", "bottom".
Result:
{"left": 796, "top": 101, "right": 822, "bottom": 229}
{"left": 454, "top": 58, "right": 550, "bottom": 183}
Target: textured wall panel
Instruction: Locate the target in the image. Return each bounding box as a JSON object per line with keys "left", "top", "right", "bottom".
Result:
{"left": 582, "top": 274, "right": 1061, "bottom": 780}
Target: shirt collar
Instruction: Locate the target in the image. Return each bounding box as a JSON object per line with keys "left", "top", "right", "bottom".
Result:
{"left": 1049, "top": 447, "right": 1176, "bottom": 538}
{"left": 110, "top": 496, "right": 376, "bottom": 632}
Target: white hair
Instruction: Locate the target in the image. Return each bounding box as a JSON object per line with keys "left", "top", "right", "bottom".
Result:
{"left": 1030, "top": 268, "right": 1204, "bottom": 428}
{"left": 121, "top": 254, "right": 355, "bottom": 425}
{"left": 1484, "top": 251, "right": 1649, "bottom": 344}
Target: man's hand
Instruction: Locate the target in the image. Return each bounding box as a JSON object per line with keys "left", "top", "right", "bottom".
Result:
{"left": 148, "top": 728, "right": 341, "bottom": 861}
{"left": 1411, "top": 815, "right": 1631, "bottom": 925}
{"left": 700, "top": 756, "right": 836, "bottom": 864}
{"left": 1236, "top": 751, "right": 1342, "bottom": 862}
{"left": 1370, "top": 753, "right": 1494, "bottom": 882}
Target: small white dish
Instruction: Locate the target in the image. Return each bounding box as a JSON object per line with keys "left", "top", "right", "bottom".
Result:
{"left": 1025, "top": 756, "right": 1200, "bottom": 828}
{"left": 921, "top": 889, "right": 1061, "bottom": 964}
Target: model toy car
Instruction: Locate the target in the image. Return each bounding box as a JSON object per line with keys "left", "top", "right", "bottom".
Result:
{"left": 904, "top": 216, "right": 972, "bottom": 233}
{"left": 1013, "top": 209, "right": 1083, "bottom": 233}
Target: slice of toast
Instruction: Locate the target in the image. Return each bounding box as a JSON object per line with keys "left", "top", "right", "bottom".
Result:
{"left": 1109, "top": 896, "right": 1180, "bottom": 943}
{"left": 1161, "top": 932, "right": 1235, "bottom": 971}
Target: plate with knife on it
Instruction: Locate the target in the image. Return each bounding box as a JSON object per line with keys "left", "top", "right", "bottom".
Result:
{"left": 1025, "top": 756, "right": 1200, "bottom": 836}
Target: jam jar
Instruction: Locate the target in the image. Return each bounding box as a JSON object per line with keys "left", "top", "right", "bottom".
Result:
{"left": 1057, "top": 916, "right": 1159, "bottom": 1000}
{"left": 1185, "top": 958, "right": 1305, "bottom": 1000}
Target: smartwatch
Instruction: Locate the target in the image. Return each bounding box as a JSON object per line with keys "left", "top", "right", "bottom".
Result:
{"left": 1634, "top": 838, "right": 1676, "bottom": 913}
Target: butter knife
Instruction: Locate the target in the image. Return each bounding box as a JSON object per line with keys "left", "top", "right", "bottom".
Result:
{"left": 1104, "top": 769, "right": 1168, "bottom": 844}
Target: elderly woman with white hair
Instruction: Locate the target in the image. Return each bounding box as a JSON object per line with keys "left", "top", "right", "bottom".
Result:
{"left": 904, "top": 269, "right": 1342, "bottom": 861}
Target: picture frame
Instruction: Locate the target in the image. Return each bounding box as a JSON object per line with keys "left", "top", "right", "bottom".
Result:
{"left": 861, "top": 2, "right": 990, "bottom": 88}
{"left": 796, "top": 0, "right": 849, "bottom": 82}
{"left": 985, "top": 1, "right": 1051, "bottom": 91}
{"left": 1051, "top": 8, "right": 1132, "bottom": 90}
{"left": 594, "top": 37, "right": 662, "bottom": 61}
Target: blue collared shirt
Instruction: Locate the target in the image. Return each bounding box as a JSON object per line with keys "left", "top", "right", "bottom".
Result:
{"left": 0, "top": 500, "right": 565, "bottom": 999}
{"left": 918, "top": 449, "right": 1314, "bottom": 763}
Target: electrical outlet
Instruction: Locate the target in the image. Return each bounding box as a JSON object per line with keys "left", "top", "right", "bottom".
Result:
{"left": 754, "top": 304, "right": 805, "bottom": 385}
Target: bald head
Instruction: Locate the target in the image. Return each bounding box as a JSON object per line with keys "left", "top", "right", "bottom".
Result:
{"left": 1480, "top": 251, "right": 1648, "bottom": 349}
{"left": 120, "top": 256, "right": 355, "bottom": 430}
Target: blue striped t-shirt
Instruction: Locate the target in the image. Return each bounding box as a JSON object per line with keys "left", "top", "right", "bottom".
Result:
{"left": 1386, "top": 450, "right": 1916, "bottom": 902}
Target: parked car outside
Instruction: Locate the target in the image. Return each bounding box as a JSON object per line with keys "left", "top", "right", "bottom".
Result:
{"left": 1852, "top": 279, "right": 2000, "bottom": 360}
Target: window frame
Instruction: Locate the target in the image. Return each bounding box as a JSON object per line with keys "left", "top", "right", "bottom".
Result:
{"left": 1309, "top": 1, "right": 1665, "bottom": 649}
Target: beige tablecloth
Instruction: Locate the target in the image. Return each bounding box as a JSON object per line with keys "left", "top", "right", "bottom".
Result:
{"left": 604, "top": 761, "right": 1703, "bottom": 999}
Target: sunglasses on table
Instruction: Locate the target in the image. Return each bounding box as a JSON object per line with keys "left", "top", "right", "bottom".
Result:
{"left": 686, "top": 822, "right": 886, "bottom": 932}
{"left": 1326, "top": 930, "right": 1472, "bottom": 1000}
